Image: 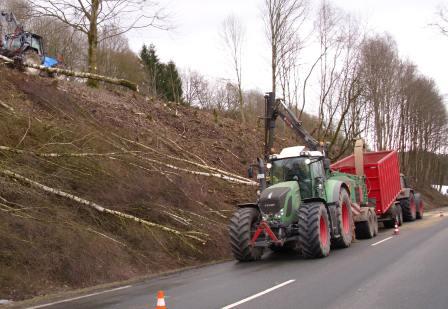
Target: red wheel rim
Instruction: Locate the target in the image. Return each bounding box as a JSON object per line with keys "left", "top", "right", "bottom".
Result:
{"left": 320, "top": 216, "right": 328, "bottom": 246}
{"left": 341, "top": 202, "right": 350, "bottom": 234}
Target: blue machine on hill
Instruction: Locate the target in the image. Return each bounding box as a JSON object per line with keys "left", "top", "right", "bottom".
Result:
{"left": 0, "top": 10, "right": 59, "bottom": 71}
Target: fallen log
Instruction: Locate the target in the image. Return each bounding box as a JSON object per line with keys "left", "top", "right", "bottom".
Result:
{"left": 0, "top": 168, "right": 207, "bottom": 244}
{"left": 0, "top": 54, "right": 138, "bottom": 92}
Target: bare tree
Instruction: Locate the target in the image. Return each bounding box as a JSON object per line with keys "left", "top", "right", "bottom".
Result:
{"left": 263, "top": 0, "right": 308, "bottom": 95}
{"left": 220, "top": 14, "right": 246, "bottom": 123}
{"left": 431, "top": 4, "right": 448, "bottom": 37}
{"left": 27, "top": 0, "right": 169, "bottom": 86}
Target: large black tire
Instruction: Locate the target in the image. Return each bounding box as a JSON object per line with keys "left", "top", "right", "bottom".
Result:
{"left": 384, "top": 204, "right": 401, "bottom": 228}
{"left": 415, "top": 193, "right": 424, "bottom": 220}
{"left": 355, "top": 209, "right": 376, "bottom": 239}
{"left": 401, "top": 192, "right": 417, "bottom": 222}
{"left": 229, "top": 207, "right": 264, "bottom": 261}
{"left": 397, "top": 204, "right": 403, "bottom": 226}
{"left": 298, "top": 202, "right": 331, "bottom": 259}
{"left": 332, "top": 189, "right": 353, "bottom": 248}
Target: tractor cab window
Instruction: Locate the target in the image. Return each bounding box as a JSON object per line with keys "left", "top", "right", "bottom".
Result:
{"left": 8, "top": 36, "right": 21, "bottom": 50}
{"left": 31, "top": 36, "right": 43, "bottom": 54}
{"left": 270, "top": 157, "right": 313, "bottom": 199}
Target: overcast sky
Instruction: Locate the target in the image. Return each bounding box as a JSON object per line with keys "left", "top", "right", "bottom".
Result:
{"left": 127, "top": 0, "right": 448, "bottom": 109}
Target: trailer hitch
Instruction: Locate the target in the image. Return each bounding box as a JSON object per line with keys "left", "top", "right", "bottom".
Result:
{"left": 250, "top": 221, "right": 283, "bottom": 246}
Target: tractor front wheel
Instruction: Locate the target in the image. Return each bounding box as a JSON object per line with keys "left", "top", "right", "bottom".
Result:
{"left": 229, "top": 207, "right": 264, "bottom": 262}
{"left": 298, "top": 202, "right": 331, "bottom": 258}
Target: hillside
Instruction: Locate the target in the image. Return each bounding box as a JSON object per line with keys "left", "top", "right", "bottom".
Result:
{"left": 0, "top": 68, "right": 276, "bottom": 301}
{"left": 0, "top": 67, "right": 447, "bottom": 302}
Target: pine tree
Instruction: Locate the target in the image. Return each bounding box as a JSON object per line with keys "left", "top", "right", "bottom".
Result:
{"left": 140, "top": 44, "right": 183, "bottom": 103}
{"left": 140, "top": 44, "right": 161, "bottom": 96}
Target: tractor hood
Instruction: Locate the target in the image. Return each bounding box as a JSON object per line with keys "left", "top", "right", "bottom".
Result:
{"left": 258, "top": 181, "right": 301, "bottom": 224}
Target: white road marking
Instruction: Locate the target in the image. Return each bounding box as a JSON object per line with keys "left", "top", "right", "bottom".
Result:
{"left": 222, "top": 279, "right": 295, "bottom": 309}
{"left": 26, "top": 285, "right": 132, "bottom": 309}
{"left": 371, "top": 236, "right": 393, "bottom": 246}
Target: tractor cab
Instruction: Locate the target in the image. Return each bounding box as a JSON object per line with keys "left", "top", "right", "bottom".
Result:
{"left": 4, "top": 31, "right": 45, "bottom": 57}
{"left": 268, "top": 146, "right": 326, "bottom": 200}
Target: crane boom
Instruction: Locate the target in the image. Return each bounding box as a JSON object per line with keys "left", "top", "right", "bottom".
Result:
{"left": 264, "top": 92, "right": 320, "bottom": 160}
{"left": 0, "top": 11, "right": 21, "bottom": 36}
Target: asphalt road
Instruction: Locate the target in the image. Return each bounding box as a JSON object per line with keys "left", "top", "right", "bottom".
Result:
{"left": 22, "top": 209, "right": 448, "bottom": 309}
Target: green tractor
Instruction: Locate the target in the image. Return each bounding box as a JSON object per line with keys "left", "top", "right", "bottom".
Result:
{"left": 229, "top": 93, "right": 375, "bottom": 260}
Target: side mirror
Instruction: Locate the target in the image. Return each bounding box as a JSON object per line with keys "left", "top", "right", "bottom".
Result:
{"left": 247, "top": 166, "right": 254, "bottom": 179}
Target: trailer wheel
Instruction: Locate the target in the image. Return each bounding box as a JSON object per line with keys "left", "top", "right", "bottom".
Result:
{"left": 373, "top": 212, "right": 379, "bottom": 236}
{"left": 401, "top": 192, "right": 417, "bottom": 222}
{"left": 332, "top": 189, "right": 353, "bottom": 248}
{"left": 298, "top": 202, "right": 331, "bottom": 258}
{"left": 229, "top": 207, "right": 264, "bottom": 261}
{"left": 384, "top": 204, "right": 401, "bottom": 228}
{"left": 355, "top": 209, "right": 376, "bottom": 239}
{"left": 415, "top": 193, "right": 424, "bottom": 219}
{"left": 397, "top": 204, "right": 403, "bottom": 226}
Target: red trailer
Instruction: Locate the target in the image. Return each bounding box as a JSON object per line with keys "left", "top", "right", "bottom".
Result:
{"left": 331, "top": 150, "right": 402, "bottom": 227}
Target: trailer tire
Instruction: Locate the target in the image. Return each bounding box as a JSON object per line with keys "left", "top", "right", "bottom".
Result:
{"left": 298, "top": 202, "right": 331, "bottom": 259}
{"left": 373, "top": 212, "right": 379, "bottom": 236}
{"left": 401, "top": 192, "right": 417, "bottom": 222}
{"left": 397, "top": 204, "right": 403, "bottom": 226}
{"left": 384, "top": 204, "right": 401, "bottom": 228}
{"left": 332, "top": 189, "right": 353, "bottom": 248}
{"left": 229, "top": 207, "right": 264, "bottom": 262}
{"left": 355, "top": 210, "right": 376, "bottom": 239}
{"left": 415, "top": 193, "right": 424, "bottom": 219}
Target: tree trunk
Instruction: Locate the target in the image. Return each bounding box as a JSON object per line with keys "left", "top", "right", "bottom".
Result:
{"left": 87, "top": 0, "right": 100, "bottom": 87}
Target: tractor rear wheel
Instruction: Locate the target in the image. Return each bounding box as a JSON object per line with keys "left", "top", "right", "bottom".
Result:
{"left": 298, "top": 202, "right": 331, "bottom": 258}
{"left": 401, "top": 192, "right": 417, "bottom": 222}
{"left": 22, "top": 50, "right": 41, "bottom": 76}
{"left": 332, "top": 189, "right": 353, "bottom": 248}
{"left": 229, "top": 207, "right": 264, "bottom": 262}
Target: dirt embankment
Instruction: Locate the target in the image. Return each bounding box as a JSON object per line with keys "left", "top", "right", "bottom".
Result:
{"left": 0, "top": 68, "right": 280, "bottom": 301}
{"left": 0, "top": 68, "right": 446, "bottom": 301}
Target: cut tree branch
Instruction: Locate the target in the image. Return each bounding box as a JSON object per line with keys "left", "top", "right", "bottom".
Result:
{"left": 0, "top": 168, "right": 207, "bottom": 243}
{"left": 0, "top": 54, "right": 138, "bottom": 92}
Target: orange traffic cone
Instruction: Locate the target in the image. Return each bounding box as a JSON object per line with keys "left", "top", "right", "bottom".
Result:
{"left": 393, "top": 223, "right": 399, "bottom": 235}
{"left": 155, "top": 290, "right": 167, "bottom": 309}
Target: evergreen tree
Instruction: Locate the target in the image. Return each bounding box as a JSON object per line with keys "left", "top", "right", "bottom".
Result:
{"left": 140, "top": 44, "right": 183, "bottom": 103}
{"left": 160, "top": 61, "right": 183, "bottom": 103}
{"left": 140, "top": 44, "right": 161, "bottom": 96}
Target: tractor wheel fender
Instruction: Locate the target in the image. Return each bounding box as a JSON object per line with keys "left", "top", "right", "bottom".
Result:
{"left": 237, "top": 203, "right": 259, "bottom": 210}
{"left": 324, "top": 179, "right": 350, "bottom": 205}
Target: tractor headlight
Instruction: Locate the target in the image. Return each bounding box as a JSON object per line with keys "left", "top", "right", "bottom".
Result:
{"left": 274, "top": 208, "right": 284, "bottom": 219}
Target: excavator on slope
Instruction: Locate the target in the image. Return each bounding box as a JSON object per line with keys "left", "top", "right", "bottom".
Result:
{"left": 0, "top": 10, "right": 59, "bottom": 74}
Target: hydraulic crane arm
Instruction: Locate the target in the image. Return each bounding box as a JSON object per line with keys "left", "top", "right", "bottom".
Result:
{"left": 264, "top": 92, "right": 320, "bottom": 160}
{"left": 0, "top": 11, "right": 21, "bottom": 37}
